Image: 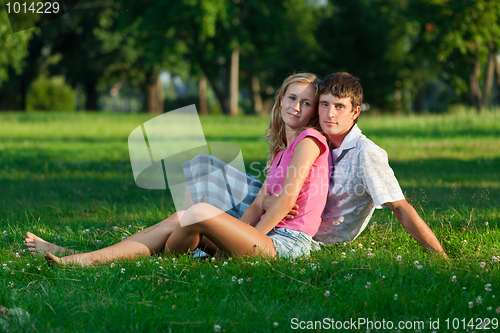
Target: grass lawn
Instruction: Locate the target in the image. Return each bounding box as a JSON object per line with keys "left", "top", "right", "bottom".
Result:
{"left": 0, "top": 110, "right": 499, "bottom": 332}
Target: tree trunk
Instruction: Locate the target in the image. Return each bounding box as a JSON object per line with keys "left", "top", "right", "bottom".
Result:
{"left": 394, "top": 89, "right": 401, "bottom": 111}
{"left": 156, "top": 76, "right": 164, "bottom": 113}
{"left": 201, "top": 64, "right": 229, "bottom": 115}
{"left": 482, "top": 44, "right": 496, "bottom": 109}
{"left": 229, "top": 44, "right": 239, "bottom": 116}
{"left": 414, "top": 87, "right": 425, "bottom": 114}
{"left": 146, "top": 73, "right": 163, "bottom": 114}
{"left": 251, "top": 76, "right": 264, "bottom": 115}
{"left": 495, "top": 52, "right": 500, "bottom": 106}
{"left": 469, "top": 57, "right": 483, "bottom": 113}
{"left": 20, "top": 78, "right": 28, "bottom": 111}
{"left": 85, "top": 82, "right": 98, "bottom": 111}
{"left": 199, "top": 76, "right": 208, "bottom": 115}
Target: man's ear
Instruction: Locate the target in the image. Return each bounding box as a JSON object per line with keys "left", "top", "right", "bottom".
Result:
{"left": 352, "top": 106, "right": 361, "bottom": 120}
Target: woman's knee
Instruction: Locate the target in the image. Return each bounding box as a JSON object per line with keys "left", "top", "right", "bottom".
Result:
{"left": 157, "top": 211, "right": 184, "bottom": 231}
{"left": 180, "top": 203, "right": 219, "bottom": 227}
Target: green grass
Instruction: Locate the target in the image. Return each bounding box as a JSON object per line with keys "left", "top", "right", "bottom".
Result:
{"left": 0, "top": 110, "right": 499, "bottom": 332}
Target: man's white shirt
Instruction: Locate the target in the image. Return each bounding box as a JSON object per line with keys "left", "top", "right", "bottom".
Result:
{"left": 314, "top": 124, "right": 405, "bottom": 244}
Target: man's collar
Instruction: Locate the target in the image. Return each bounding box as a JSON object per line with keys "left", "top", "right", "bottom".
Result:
{"left": 331, "top": 124, "right": 362, "bottom": 160}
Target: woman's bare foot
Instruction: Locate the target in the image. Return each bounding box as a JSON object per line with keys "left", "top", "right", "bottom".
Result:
{"left": 25, "top": 232, "right": 76, "bottom": 256}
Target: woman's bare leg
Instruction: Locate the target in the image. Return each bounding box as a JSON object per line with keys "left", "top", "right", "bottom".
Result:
{"left": 45, "top": 211, "right": 184, "bottom": 266}
{"left": 166, "top": 203, "right": 276, "bottom": 258}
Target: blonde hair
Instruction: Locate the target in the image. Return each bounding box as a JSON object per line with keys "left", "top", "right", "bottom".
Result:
{"left": 263, "top": 73, "right": 322, "bottom": 170}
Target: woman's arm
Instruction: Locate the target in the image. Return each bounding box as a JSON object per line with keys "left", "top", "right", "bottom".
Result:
{"left": 254, "top": 137, "right": 321, "bottom": 235}
{"left": 239, "top": 180, "right": 269, "bottom": 227}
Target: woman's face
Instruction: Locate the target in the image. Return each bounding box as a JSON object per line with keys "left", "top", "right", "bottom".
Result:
{"left": 280, "top": 82, "right": 317, "bottom": 130}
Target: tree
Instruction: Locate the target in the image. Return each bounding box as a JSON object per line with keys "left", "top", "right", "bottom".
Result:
{"left": 0, "top": 6, "right": 36, "bottom": 109}
{"left": 410, "top": 0, "right": 500, "bottom": 111}
{"left": 240, "top": 0, "right": 322, "bottom": 114}
{"left": 315, "top": 0, "right": 407, "bottom": 112}
{"left": 44, "top": 1, "right": 140, "bottom": 111}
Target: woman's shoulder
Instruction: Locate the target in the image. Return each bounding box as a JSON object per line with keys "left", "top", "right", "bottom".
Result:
{"left": 291, "top": 128, "right": 328, "bottom": 153}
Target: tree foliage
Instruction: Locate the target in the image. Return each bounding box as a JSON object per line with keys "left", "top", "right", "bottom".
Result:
{"left": 0, "top": 7, "right": 35, "bottom": 88}
{"left": 1, "top": 0, "right": 499, "bottom": 113}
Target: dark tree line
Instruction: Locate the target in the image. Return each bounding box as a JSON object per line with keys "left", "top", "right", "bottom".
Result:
{"left": 1, "top": 0, "right": 499, "bottom": 114}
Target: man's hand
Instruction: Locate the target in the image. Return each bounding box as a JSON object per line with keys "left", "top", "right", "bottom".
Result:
{"left": 262, "top": 194, "right": 299, "bottom": 220}
{"left": 386, "top": 199, "right": 448, "bottom": 259}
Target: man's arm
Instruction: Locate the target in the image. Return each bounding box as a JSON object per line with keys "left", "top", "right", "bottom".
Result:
{"left": 386, "top": 199, "right": 447, "bottom": 258}
{"left": 262, "top": 194, "right": 299, "bottom": 220}
{"left": 240, "top": 181, "right": 269, "bottom": 227}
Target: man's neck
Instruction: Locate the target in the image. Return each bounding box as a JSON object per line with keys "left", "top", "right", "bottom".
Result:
{"left": 329, "top": 124, "right": 356, "bottom": 149}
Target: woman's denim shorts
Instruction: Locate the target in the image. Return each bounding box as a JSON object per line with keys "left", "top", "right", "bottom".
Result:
{"left": 267, "top": 227, "right": 313, "bottom": 259}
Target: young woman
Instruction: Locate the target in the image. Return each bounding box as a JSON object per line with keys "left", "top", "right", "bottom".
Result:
{"left": 27, "top": 73, "right": 331, "bottom": 265}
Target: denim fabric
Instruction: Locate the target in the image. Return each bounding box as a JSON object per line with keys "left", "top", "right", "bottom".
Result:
{"left": 267, "top": 227, "right": 314, "bottom": 259}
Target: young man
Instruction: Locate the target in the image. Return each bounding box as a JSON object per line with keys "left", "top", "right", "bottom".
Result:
{"left": 264, "top": 72, "right": 446, "bottom": 256}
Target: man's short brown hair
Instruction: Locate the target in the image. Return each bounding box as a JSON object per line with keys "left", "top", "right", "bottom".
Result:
{"left": 319, "top": 72, "right": 363, "bottom": 123}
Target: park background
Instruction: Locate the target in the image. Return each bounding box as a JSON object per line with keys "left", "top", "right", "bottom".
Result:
{"left": 1, "top": 0, "right": 500, "bottom": 332}
{"left": 1, "top": 0, "right": 500, "bottom": 114}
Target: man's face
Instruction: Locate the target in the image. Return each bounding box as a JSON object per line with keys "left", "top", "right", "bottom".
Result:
{"left": 319, "top": 93, "right": 360, "bottom": 147}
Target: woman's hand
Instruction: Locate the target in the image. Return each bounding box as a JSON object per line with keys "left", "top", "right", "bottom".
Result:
{"left": 262, "top": 194, "right": 299, "bottom": 220}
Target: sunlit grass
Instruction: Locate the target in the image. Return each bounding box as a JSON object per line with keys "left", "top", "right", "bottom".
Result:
{"left": 0, "top": 110, "right": 499, "bottom": 332}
